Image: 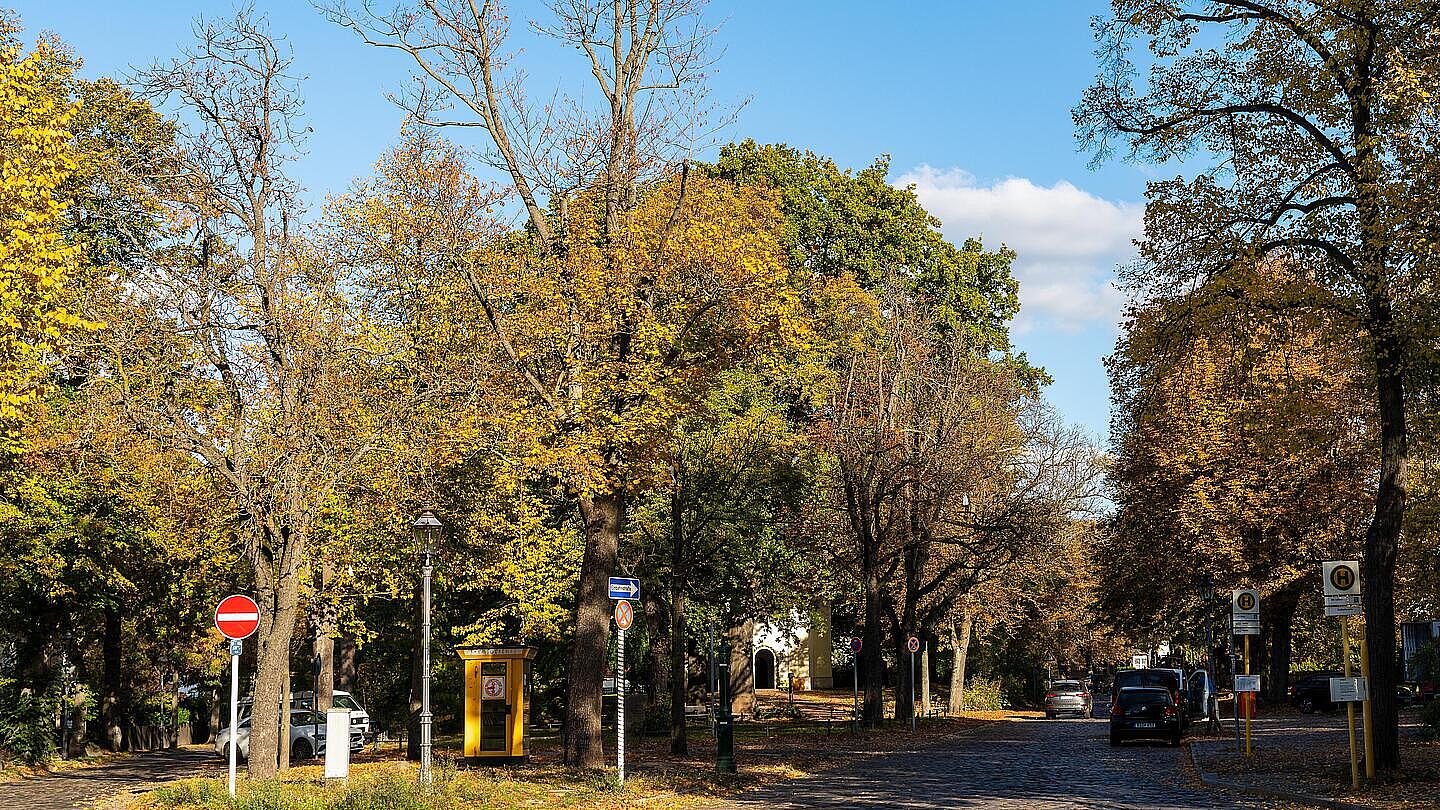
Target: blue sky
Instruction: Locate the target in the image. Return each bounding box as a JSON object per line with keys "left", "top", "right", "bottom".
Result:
{"left": 16, "top": 1, "right": 1155, "bottom": 442}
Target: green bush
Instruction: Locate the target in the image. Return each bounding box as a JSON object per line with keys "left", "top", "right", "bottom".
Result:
{"left": 0, "top": 681, "right": 60, "bottom": 765}
{"left": 1420, "top": 699, "right": 1440, "bottom": 740}
{"left": 959, "top": 677, "right": 1006, "bottom": 711}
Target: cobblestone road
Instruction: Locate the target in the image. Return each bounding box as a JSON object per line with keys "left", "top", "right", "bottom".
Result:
{"left": 716, "top": 714, "right": 1294, "bottom": 809}
{"left": 0, "top": 748, "right": 219, "bottom": 810}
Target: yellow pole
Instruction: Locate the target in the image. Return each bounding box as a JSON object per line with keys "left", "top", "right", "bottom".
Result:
{"left": 1359, "top": 619, "right": 1375, "bottom": 779}
{"left": 1342, "top": 615, "right": 1359, "bottom": 790}
{"left": 1244, "top": 634, "right": 1252, "bottom": 756}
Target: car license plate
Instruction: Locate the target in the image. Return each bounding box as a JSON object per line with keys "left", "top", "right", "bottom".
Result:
{"left": 1135, "top": 722, "right": 1156, "bottom": 728}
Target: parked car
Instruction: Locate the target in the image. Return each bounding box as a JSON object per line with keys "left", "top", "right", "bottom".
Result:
{"left": 1289, "top": 670, "right": 1343, "bottom": 713}
{"left": 239, "top": 690, "right": 375, "bottom": 744}
{"left": 1044, "top": 680, "right": 1092, "bottom": 718}
{"left": 214, "top": 709, "right": 356, "bottom": 762}
{"left": 1113, "top": 668, "right": 1188, "bottom": 729}
{"left": 1186, "top": 669, "right": 1219, "bottom": 727}
{"left": 1290, "top": 671, "right": 1416, "bottom": 712}
{"left": 1110, "top": 687, "right": 1182, "bottom": 746}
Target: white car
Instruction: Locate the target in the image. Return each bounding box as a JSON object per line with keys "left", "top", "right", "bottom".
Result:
{"left": 215, "top": 709, "right": 349, "bottom": 762}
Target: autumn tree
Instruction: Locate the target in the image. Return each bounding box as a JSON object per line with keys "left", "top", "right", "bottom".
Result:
{"left": 0, "top": 14, "right": 93, "bottom": 454}
{"left": 1103, "top": 262, "right": 1374, "bottom": 697}
{"left": 326, "top": 0, "right": 763, "bottom": 767}
{"left": 321, "top": 127, "right": 584, "bottom": 756}
{"left": 624, "top": 369, "right": 820, "bottom": 754}
{"left": 1076, "top": 1, "right": 1440, "bottom": 768}
{"left": 97, "top": 12, "right": 420, "bottom": 777}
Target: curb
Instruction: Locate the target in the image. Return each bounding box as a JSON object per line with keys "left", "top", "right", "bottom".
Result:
{"left": 1186, "top": 741, "right": 1380, "bottom": 810}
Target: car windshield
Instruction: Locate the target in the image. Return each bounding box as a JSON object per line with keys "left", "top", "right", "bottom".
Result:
{"left": 1116, "top": 671, "right": 1178, "bottom": 690}
{"left": 1052, "top": 681, "right": 1082, "bottom": 692}
{"left": 1119, "top": 688, "right": 1172, "bottom": 706}
{"left": 334, "top": 695, "right": 360, "bottom": 711}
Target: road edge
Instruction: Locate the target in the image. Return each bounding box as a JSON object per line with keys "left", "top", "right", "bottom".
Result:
{"left": 1186, "top": 740, "right": 1379, "bottom": 810}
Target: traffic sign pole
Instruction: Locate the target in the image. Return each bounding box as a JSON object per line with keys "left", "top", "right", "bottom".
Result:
{"left": 1243, "top": 634, "right": 1252, "bottom": 756}
{"left": 228, "top": 639, "right": 240, "bottom": 797}
{"left": 613, "top": 599, "right": 633, "bottom": 785}
{"left": 1359, "top": 619, "right": 1375, "bottom": 779}
{"left": 617, "top": 623, "right": 625, "bottom": 785}
{"left": 906, "top": 636, "right": 920, "bottom": 731}
{"left": 1343, "top": 615, "right": 1359, "bottom": 789}
{"left": 214, "top": 594, "right": 258, "bottom": 798}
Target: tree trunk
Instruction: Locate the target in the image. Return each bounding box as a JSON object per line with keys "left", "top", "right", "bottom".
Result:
{"left": 208, "top": 687, "right": 221, "bottom": 744}
{"left": 278, "top": 672, "right": 292, "bottom": 770}
{"left": 313, "top": 561, "right": 337, "bottom": 714}
{"left": 893, "top": 630, "right": 914, "bottom": 725}
{"left": 1266, "top": 589, "right": 1299, "bottom": 704}
{"left": 948, "top": 614, "right": 973, "bottom": 715}
{"left": 248, "top": 559, "right": 302, "bottom": 779}
{"left": 335, "top": 635, "right": 359, "bottom": 693}
{"left": 100, "top": 606, "right": 123, "bottom": 751}
{"left": 727, "top": 621, "right": 754, "bottom": 717}
{"left": 861, "top": 570, "right": 885, "bottom": 727}
{"left": 642, "top": 592, "right": 668, "bottom": 723}
{"left": 563, "top": 491, "right": 622, "bottom": 769}
{"left": 406, "top": 585, "right": 422, "bottom": 761}
{"left": 920, "top": 643, "right": 931, "bottom": 717}
{"left": 314, "top": 632, "right": 334, "bottom": 710}
{"left": 1364, "top": 308, "right": 1406, "bottom": 772}
{"left": 669, "top": 586, "right": 688, "bottom": 755}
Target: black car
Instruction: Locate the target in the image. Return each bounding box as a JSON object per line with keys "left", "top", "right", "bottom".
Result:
{"left": 1289, "top": 671, "right": 1343, "bottom": 713}
{"left": 1289, "top": 671, "right": 1413, "bottom": 712}
{"left": 1114, "top": 668, "right": 1189, "bottom": 729}
{"left": 1110, "top": 686, "right": 1182, "bottom": 746}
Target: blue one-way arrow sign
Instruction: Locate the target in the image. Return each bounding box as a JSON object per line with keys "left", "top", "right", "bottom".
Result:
{"left": 609, "top": 577, "right": 640, "bottom": 600}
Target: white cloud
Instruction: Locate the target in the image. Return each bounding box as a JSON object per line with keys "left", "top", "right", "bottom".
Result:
{"left": 897, "top": 167, "right": 1142, "bottom": 332}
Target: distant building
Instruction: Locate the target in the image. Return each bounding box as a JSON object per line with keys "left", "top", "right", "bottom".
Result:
{"left": 750, "top": 605, "right": 834, "bottom": 691}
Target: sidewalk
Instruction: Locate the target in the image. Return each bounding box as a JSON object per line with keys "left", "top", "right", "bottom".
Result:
{"left": 1188, "top": 707, "right": 1438, "bottom": 809}
{"left": 0, "top": 747, "right": 219, "bottom": 810}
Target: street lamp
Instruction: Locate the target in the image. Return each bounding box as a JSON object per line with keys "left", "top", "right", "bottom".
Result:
{"left": 1199, "top": 574, "right": 1218, "bottom": 731}
{"left": 412, "top": 509, "right": 443, "bottom": 786}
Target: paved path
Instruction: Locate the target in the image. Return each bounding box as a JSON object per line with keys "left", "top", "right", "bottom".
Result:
{"left": 715, "top": 714, "right": 1296, "bottom": 809}
{"left": 0, "top": 748, "right": 220, "bottom": 810}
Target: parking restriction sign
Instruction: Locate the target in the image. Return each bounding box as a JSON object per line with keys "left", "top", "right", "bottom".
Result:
{"left": 614, "top": 599, "right": 634, "bottom": 630}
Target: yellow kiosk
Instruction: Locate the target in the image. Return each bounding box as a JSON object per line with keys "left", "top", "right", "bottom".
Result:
{"left": 457, "top": 646, "right": 535, "bottom": 763}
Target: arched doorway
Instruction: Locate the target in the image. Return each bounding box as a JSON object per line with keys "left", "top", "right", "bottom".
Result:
{"left": 754, "top": 648, "right": 777, "bottom": 690}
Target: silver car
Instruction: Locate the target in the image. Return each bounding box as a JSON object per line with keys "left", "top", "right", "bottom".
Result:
{"left": 214, "top": 709, "right": 339, "bottom": 762}
{"left": 1044, "top": 680, "right": 1092, "bottom": 718}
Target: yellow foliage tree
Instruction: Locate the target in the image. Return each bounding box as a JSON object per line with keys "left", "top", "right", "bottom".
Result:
{"left": 0, "top": 20, "right": 90, "bottom": 450}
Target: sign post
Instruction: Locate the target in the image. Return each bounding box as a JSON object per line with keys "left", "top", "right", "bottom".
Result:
{"left": 1231, "top": 589, "right": 1260, "bottom": 756}
{"left": 215, "top": 595, "right": 259, "bottom": 798}
{"left": 614, "top": 598, "right": 634, "bottom": 785}
{"left": 1324, "top": 560, "right": 1363, "bottom": 788}
{"left": 849, "top": 637, "right": 862, "bottom": 733}
{"left": 907, "top": 636, "right": 920, "bottom": 731}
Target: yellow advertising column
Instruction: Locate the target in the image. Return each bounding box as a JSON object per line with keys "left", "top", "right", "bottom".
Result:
{"left": 457, "top": 646, "right": 536, "bottom": 764}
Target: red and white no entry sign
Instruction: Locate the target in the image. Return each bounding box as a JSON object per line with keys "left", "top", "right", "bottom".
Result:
{"left": 614, "top": 599, "right": 634, "bottom": 630}
{"left": 215, "top": 594, "right": 260, "bottom": 640}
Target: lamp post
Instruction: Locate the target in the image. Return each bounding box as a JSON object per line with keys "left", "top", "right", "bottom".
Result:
{"left": 412, "top": 509, "right": 443, "bottom": 786}
{"left": 1199, "top": 574, "right": 1217, "bottom": 732}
